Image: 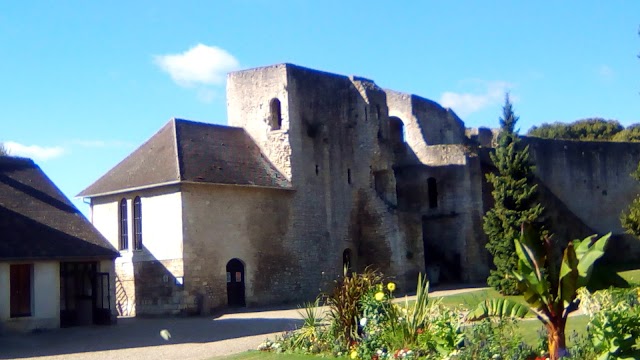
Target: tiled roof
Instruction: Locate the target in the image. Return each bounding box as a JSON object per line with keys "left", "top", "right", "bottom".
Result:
{"left": 77, "top": 118, "right": 291, "bottom": 197}
{"left": 0, "top": 157, "right": 118, "bottom": 260}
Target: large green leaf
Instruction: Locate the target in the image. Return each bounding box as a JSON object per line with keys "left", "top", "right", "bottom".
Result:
{"left": 576, "top": 233, "right": 610, "bottom": 288}
{"left": 558, "top": 242, "right": 579, "bottom": 309}
{"left": 466, "top": 298, "right": 530, "bottom": 321}
{"left": 514, "top": 239, "right": 538, "bottom": 277}
{"left": 515, "top": 240, "right": 550, "bottom": 299}
{"left": 519, "top": 224, "right": 545, "bottom": 263}
{"left": 573, "top": 234, "right": 597, "bottom": 259}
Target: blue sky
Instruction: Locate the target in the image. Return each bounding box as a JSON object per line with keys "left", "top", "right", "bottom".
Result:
{"left": 1, "top": 1, "right": 639, "bottom": 214}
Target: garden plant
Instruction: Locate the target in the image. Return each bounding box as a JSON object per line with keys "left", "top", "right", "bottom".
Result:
{"left": 256, "top": 228, "right": 639, "bottom": 360}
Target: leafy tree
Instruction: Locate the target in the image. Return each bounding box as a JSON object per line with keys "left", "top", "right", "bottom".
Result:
{"left": 483, "top": 94, "right": 544, "bottom": 295}
{"left": 620, "top": 163, "right": 640, "bottom": 238}
{"left": 612, "top": 123, "right": 640, "bottom": 142}
{"left": 527, "top": 118, "right": 624, "bottom": 141}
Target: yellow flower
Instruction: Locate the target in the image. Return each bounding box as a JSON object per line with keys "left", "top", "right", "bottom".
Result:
{"left": 375, "top": 292, "right": 385, "bottom": 301}
{"left": 387, "top": 282, "right": 396, "bottom": 292}
{"left": 350, "top": 350, "right": 358, "bottom": 359}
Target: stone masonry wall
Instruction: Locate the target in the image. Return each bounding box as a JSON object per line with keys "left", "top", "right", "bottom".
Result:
{"left": 394, "top": 145, "right": 488, "bottom": 283}
{"left": 180, "top": 183, "right": 293, "bottom": 310}
{"left": 524, "top": 137, "right": 640, "bottom": 260}
{"left": 386, "top": 90, "right": 467, "bottom": 152}
{"left": 227, "top": 64, "right": 420, "bottom": 296}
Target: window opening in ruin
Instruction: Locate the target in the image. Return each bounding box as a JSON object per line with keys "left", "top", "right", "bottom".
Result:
{"left": 119, "top": 198, "right": 128, "bottom": 250}
{"left": 389, "top": 116, "right": 405, "bottom": 145}
{"left": 315, "top": 164, "right": 319, "bottom": 175}
{"left": 343, "top": 249, "right": 353, "bottom": 276}
{"left": 269, "top": 98, "right": 282, "bottom": 130}
{"left": 348, "top": 168, "right": 352, "bottom": 184}
{"left": 364, "top": 107, "right": 368, "bottom": 122}
{"left": 133, "top": 196, "right": 143, "bottom": 250}
{"left": 376, "top": 104, "right": 380, "bottom": 119}
{"left": 427, "top": 177, "right": 438, "bottom": 208}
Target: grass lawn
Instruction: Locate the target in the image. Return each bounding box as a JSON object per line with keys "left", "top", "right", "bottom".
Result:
{"left": 432, "top": 288, "right": 532, "bottom": 315}
{"left": 433, "top": 268, "right": 640, "bottom": 314}
{"left": 516, "top": 315, "right": 590, "bottom": 346}
{"left": 619, "top": 269, "right": 640, "bottom": 286}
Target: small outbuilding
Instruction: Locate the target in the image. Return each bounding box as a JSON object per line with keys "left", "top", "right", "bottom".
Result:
{"left": 0, "top": 156, "right": 119, "bottom": 333}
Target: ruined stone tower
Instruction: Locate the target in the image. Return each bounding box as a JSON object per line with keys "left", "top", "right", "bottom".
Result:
{"left": 226, "top": 64, "right": 490, "bottom": 296}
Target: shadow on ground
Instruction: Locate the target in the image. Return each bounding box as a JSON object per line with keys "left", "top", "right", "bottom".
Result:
{"left": 0, "top": 316, "right": 302, "bottom": 359}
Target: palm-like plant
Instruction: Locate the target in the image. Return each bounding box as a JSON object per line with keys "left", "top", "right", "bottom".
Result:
{"left": 326, "top": 268, "right": 383, "bottom": 349}
{"left": 513, "top": 225, "right": 610, "bottom": 360}
{"left": 398, "top": 273, "right": 430, "bottom": 344}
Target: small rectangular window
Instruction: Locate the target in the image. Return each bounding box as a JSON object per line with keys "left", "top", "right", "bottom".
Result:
{"left": 428, "top": 177, "right": 438, "bottom": 209}
{"left": 348, "top": 169, "right": 352, "bottom": 185}
{"left": 10, "top": 264, "right": 33, "bottom": 317}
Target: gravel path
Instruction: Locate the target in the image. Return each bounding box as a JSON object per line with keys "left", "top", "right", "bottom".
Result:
{"left": 0, "top": 286, "right": 488, "bottom": 360}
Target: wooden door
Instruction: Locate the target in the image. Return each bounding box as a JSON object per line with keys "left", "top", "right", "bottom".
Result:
{"left": 226, "top": 259, "right": 245, "bottom": 307}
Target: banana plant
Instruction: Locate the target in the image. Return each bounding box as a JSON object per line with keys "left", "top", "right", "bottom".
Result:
{"left": 466, "top": 298, "right": 530, "bottom": 321}
{"left": 513, "top": 224, "right": 610, "bottom": 360}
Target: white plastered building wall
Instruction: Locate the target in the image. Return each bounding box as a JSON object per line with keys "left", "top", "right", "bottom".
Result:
{"left": 90, "top": 186, "right": 184, "bottom": 316}
{"left": 0, "top": 261, "right": 60, "bottom": 333}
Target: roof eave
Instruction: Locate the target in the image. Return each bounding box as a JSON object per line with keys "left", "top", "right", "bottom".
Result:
{"left": 180, "top": 180, "right": 295, "bottom": 191}
{"left": 76, "top": 180, "right": 182, "bottom": 199}
{"left": 0, "top": 253, "right": 120, "bottom": 262}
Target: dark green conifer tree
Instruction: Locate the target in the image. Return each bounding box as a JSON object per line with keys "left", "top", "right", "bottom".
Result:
{"left": 622, "top": 27, "right": 640, "bottom": 237}
{"left": 483, "top": 94, "right": 544, "bottom": 295}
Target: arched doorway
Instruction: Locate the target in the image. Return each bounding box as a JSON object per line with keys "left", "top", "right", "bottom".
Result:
{"left": 226, "top": 259, "right": 246, "bottom": 307}
{"left": 342, "top": 249, "right": 353, "bottom": 277}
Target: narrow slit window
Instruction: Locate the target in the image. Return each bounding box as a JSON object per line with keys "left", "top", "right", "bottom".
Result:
{"left": 427, "top": 177, "right": 438, "bottom": 209}
{"left": 119, "top": 198, "right": 128, "bottom": 250}
{"left": 348, "top": 168, "right": 352, "bottom": 185}
{"left": 269, "top": 98, "right": 282, "bottom": 130}
{"left": 133, "top": 196, "right": 143, "bottom": 250}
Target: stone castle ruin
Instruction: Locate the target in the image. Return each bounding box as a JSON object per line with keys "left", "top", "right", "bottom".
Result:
{"left": 79, "top": 64, "right": 640, "bottom": 316}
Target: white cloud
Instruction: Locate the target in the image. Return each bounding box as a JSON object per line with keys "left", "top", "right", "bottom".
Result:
{"left": 154, "top": 44, "right": 239, "bottom": 87}
{"left": 598, "top": 65, "right": 614, "bottom": 80}
{"left": 440, "top": 81, "right": 512, "bottom": 117}
{"left": 4, "top": 141, "right": 65, "bottom": 161}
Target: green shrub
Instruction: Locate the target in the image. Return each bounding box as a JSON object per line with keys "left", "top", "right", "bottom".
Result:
{"left": 578, "top": 287, "right": 640, "bottom": 360}
{"left": 357, "top": 274, "right": 463, "bottom": 359}
{"left": 451, "top": 318, "right": 534, "bottom": 360}
{"left": 356, "top": 285, "right": 394, "bottom": 360}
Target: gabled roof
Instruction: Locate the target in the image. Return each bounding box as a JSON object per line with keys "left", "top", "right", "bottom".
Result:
{"left": 77, "top": 118, "right": 291, "bottom": 197}
{"left": 0, "top": 157, "right": 118, "bottom": 261}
